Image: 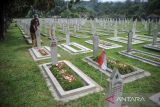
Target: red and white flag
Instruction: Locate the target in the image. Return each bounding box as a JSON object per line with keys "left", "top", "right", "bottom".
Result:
{"left": 97, "top": 50, "right": 107, "bottom": 70}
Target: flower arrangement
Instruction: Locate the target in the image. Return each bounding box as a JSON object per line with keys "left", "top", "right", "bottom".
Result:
{"left": 56, "top": 62, "right": 76, "bottom": 82}
{"left": 50, "top": 62, "right": 84, "bottom": 91}
{"left": 38, "top": 48, "right": 49, "bottom": 56}
{"left": 92, "top": 56, "right": 135, "bottom": 74}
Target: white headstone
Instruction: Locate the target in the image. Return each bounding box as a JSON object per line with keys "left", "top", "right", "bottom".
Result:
{"left": 50, "top": 27, "right": 58, "bottom": 65}
{"left": 127, "top": 31, "right": 133, "bottom": 52}
{"left": 132, "top": 20, "right": 136, "bottom": 37}
{"left": 74, "top": 25, "right": 77, "bottom": 36}
{"left": 107, "top": 68, "right": 123, "bottom": 107}
{"left": 148, "top": 20, "right": 152, "bottom": 35}
{"left": 66, "top": 32, "right": 70, "bottom": 45}
{"left": 35, "top": 29, "right": 41, "bottom": 49}
{"left": 152, "top": 25, "right": 158, "bottom": 45}
{"left": 93, "top": 34, "right": 99, "bottom": 57}
{"left": 114, "top": 20, "right": 118, "bottom": 38}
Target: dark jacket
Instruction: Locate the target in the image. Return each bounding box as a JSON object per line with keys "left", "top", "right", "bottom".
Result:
{"left": 30, "top": 18, "right": 40, "bottom": 33}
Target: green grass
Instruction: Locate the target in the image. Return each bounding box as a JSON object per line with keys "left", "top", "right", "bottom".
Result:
{"left": 0, "top": 21, "right": 160, "bottom": 107}
{"left": 50, "top": 63, "right": 85, "bottom": 91}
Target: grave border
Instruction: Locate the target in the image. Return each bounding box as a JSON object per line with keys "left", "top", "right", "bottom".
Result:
{"left": 85, "top": 40, "right": 123, "bottom": 50}
{"left": 58, "top": 42, "right": 92, "bottom": 55}
{"left": 119, "top": 49, "right": 160, "bottom": 67}
{"left": 83, "top": 56, "right": 151, "bottom": 83}
{"left": 29, "top": 46, "right": 60, "bottom": 61}
{"left": 39, "top": 60, "right": 103, "bottom": 102}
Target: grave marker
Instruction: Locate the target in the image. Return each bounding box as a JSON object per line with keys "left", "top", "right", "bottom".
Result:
{"left": 114, "top": 20, "right": 118, "bottom": 38}
{"left": 132, "top": 20, "right": 136, "bottom": 37}
{"left": 66, "top": 32, "right": 70, "bottom": 45}
{"left": 93, "top": 34, "right": 99, "bottom": 57}
{"left": 35, "top": 29, "right": 41, "bottom": 49}
{"left": 127, "top": 31, "right": 133, "bottom": 52}
{"left": 107, "top": 68, "right": 123, "bottom": 107}
{"left": 50, "top": 27, "right": 58, "bottom": 65}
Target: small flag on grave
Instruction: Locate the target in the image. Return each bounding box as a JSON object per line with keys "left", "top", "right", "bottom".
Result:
{"left": 97, "top": 50, "right": 107, "bottom": 70}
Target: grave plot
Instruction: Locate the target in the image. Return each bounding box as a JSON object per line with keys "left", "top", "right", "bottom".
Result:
{"left": 77, "top": 30, "right": 91, "bottom": 34}
{"left": 59, "top": 42, "right": 92, "bottom": 55}
{"left": 96, "top": 30, "right": 109, "bottom": 36}
{"left": 119, "top": 49, "right": 160, "bottom": 67}
{"left": 85, "top": 40, "right": 122, "bottom": 49}
{"left": 133, "top": 34, "right": 153, "bottom": 41}
{"left": 39, "top": 60, "right": 102, "bottom": 102}
{"left": 48, "top": 36, "right": 66, "bottom": 42}
{"left": 144, "top": 43, "right": 160, "bottom": 51}
{"left": 29, "top": 46, "right": 60, "bottom": 61}
{"left": 143, "top": 34, "right": 160, "bottom": 51}
{"left": 107, "top": 37, "right": 144, "bottom": 44}
{"left": 72, "top": 34, "right": 90, "bottom": 39}
{"left": 83, "top": 56, "right": 151, "bottom": 83}
{"left": 97, "top": 32, "right": 109, "bottom": 36}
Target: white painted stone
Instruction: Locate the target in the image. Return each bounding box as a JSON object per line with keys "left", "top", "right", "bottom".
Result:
{"left": 35, "top": 29, "right": 41, "bottom": 49}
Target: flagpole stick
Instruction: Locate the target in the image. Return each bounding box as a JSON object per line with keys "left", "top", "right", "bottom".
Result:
{"left": 99, "top": 50, "right": 104, "bottom": 107}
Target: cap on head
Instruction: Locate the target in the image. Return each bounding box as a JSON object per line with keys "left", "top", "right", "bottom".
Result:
{"left": 34, "top": 14, "right": 38, "bottom": 18}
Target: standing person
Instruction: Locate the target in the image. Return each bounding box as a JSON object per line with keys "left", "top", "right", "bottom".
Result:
{"left": 30, "top": 14, "right": 40, "bottom": 47}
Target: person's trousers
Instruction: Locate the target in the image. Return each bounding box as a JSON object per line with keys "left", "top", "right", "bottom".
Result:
{"left": 31, "top": 33, "right": 37, "bottom": 47}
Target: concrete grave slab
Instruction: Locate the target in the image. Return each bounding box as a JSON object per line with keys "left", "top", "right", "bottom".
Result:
{"left": 72, "top": 34, "right": 90, "bottom": 39}
{"left": 59, "top": 42, "right": 92, "bottom": 55}
{"left": 29, "top": 46, "right": 60, "bottom": 61}
{"left": 39, "top": 60, "right": 103, "bottom": 102}
{"left": 119, "top": 49, "right": 160, "bottom": 67}
{"left": 83, "top": 56, "right": 151, "bottom": 83}
{"left": 133, "top": 35, "right": 153, "bottom": 41}
{"left": 144, "top": 43, "right": 160, "bottom": 51}
{"left": 85, "top": 40, "right": 123, "bottom": 49}
{"left": 107, "top": 37, "right": 144, "bottom": 44}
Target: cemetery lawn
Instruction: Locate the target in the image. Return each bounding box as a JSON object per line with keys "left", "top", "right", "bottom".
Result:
{"left": 0, "top": 22, "right": 160, "bottom": 107}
